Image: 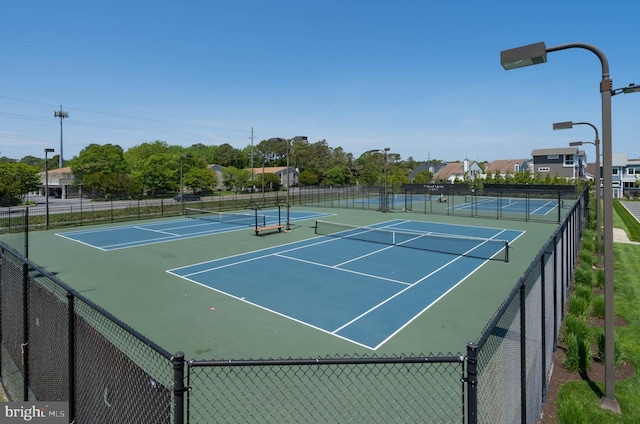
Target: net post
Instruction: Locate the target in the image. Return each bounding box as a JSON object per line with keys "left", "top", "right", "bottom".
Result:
{"left": 254, "top": 209, "right": 258, "bottom": 232}
{"left": 505, "top": 241, "right": 509, "bottom": 263}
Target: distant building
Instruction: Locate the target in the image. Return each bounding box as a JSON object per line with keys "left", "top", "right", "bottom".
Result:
{"left": 250, "top": 166, "right": 299, "bottom": 188}
{"left": 38, "top": 166, "right": 74, "bottom": 199}
{"left": 407, "top": 161, "right": 446, "bottom": 182}
{"left": 531, "top": 148, "right": 586, "bottom": 180}
{"left": 433, "top": 159, "right": 482, "bottom": 183}
{"left": 612, "top": 153, "right": 640, "bottom": 198}
{"left": 483, "top": 158, "right": 530, "bottom": 178}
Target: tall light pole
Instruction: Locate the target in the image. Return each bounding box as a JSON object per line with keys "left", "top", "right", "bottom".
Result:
{"left": 368, "top": 148, "right": 390, "bottom": 212}
{"left": 54, "top": 105, "right": 68, "bottom": 169}
{"left": 179, "top": 154, "right": 192, "bottom": 215}
{"left": 554, "top": 121, "right": 601, "bottom": 268}
{"left": 269, "top": 136, "right": 307, "bottom": 231}
{"left": 44, "top": 148, "right": 55, "bottom": 230}
{"left": 501, "top": 41, "right": 622, "bottom": 412}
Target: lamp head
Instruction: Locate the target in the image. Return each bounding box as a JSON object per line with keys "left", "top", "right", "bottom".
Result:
{"left": 500, "top": 42, "right": 547, "bottom": 70}
{"left": 569, "top": 141, "right": 584, "bottom": 146}
{"left": 553, "top": 121, "right": 574, "bottom": 130}
{"left": 44, "top": 148, "right": 55, "bottom": 153}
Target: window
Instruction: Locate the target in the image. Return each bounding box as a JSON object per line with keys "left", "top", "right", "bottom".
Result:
{"left": 514, "top": 164, "right": 520, "bottom": 173}
{"left": 537, "top": 167, "right": 550, "bottom": 172}
{"left": 628, "top": 168, "right": 636, "bottom": 175}
{"left": 547, "top": 154, "right": 559, "bottom": 160}
{"left": 564, "top": 155, "right": 574, "bottom": 166}
{"left": 612, "top": 168, "right": 619, "bottom": 175}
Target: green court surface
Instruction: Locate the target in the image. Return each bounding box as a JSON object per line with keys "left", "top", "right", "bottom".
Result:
{"left": 28, "top": 207, "right": 557, "bottom": 359}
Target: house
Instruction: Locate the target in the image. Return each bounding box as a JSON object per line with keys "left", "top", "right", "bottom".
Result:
{"left": 612, "top": 153, "right": 640, "bottom": 198}
{"left": 250, "top": 166, "right": 299, "bottom": 189}
{"left": 39, "top": 166, "right": 75, "bottom": 199}
{"left": 407, "top": 161, "right": 447, "bottom": 182}
{"left": 483, "top": 159, "right": 530, "bottom": 178}
{"left": 432, "top": 159, "right": 482, "bottom": 183}
{"left": 530, "top": 148, "right": 586, "bottom": 180}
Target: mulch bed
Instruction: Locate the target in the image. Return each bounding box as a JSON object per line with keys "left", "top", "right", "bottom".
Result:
{"left": 538, "top": 314, "right": 635, "bottom": 423}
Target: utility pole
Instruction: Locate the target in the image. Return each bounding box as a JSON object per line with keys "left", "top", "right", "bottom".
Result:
{"left": 249, "top": 127, "right": 255, "bottom": 181}
{"left": 54, "top": 105, "right": 68, "bottom": 168}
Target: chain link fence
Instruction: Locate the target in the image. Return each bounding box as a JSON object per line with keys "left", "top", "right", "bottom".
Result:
{"left": 183, "top": 355, "right": 465, "bottom": 423}
{"left": 296, "top": 184, "right": 579, "bottom": 224}
{"left": 0, "top": 188, "right": 586, "bottom": 422}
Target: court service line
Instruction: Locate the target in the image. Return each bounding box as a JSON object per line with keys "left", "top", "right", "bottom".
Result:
{"left": 332, "top": 228, "right": 509, "bottom": 335}
{"left": 131, "top": 225, "right": 181, "bottom": 236}
{"left": 274, "top": 252, "right": 410, "bottom": 286}
{"left": 177, "top": 236, "right": 342, "bottom": 277}
{"left": 331, "top": 253, "right": 468, "bottom": 335}
{"left": 531, "top": 201, "right": 556, "bottom": 215}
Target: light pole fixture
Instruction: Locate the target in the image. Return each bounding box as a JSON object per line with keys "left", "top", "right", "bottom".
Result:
{"left": 368, "top": 148, "right": 391, "bottom": 212}
{"left": 555, "top": 120, "right": 602, "bottom": 268}
{"left": 53, "top": 105, "right": 68, "bottom": 169}
{"left": 501, "top": 41, "right": 620, "bottom": 412}
{"left": 611, "top": 82, "right": 639, "bottom": 96}
{"left": 179, "top": 154, "right": 191, "bottom": 215}
{"left": 44, "top": 148, "right": 55, "bottom": 230}
{"left": 269, "top": 136, "right": 307, "bottom": 230}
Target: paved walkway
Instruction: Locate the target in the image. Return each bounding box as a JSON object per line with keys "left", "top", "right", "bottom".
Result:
{"left": 615, "top": 201, "right": 640, "bottom": 245}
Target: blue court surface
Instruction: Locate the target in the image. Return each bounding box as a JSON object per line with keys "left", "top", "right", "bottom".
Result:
{"left": 168, "top": 219, "right": 524, "bottom": 350}
{"left": 56, "top": 210, "right": 330, "bottom": 250}
{"left": 454, "top": 197, "right": 558, "bottom": 215}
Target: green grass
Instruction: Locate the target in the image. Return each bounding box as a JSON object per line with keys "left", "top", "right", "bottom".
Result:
{"left": 554, "top": 200, "right": 640, "bottom": 422}
{"left": 613, "top": 200, "right": 640, "bottom": 241}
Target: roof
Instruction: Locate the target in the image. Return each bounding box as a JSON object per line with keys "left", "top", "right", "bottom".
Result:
{"left": 531, "top": 148, "right": 579, "bottom": 156}
{"left": 484, "top": 159, "right": 526, "bottom": 174}
{"left": 250, "top": 166, "right": 290, "bottom": 175}
{"left": 433, "top": 161, "right": 479, "bottom": 180}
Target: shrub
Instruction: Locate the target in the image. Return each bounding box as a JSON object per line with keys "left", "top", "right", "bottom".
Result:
{"left": 573, "top": 283, "right": 592, "bottom": 303}
{"left": 591, "top": 295, "right": 605, "bottom": 319}
{"left": 563, "top": 332, "right": 591, "bottom": 372}
{"left": 573, "top": 266, "right": 593, "bottom": 288}
{"left": 595, "top": 268, "right": 604, "bottom": 289}
{"left": 578, "top": 250, "right": 595, "bottom": 268}
{"left": 580, "top": 236, "right": 595, "bottom": 254}
{"left": 597, "top": 332, "right": 623, "bottom": 367}
{"left": 567, "top": 296, "right": 590, "bottom": 319}
{"left": 563, "top": 314, "right": 591, "bottom": 342}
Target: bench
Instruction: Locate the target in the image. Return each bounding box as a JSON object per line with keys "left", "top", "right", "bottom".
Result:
{"left": 255, "top": 224, "right": 283, "bottom": 236}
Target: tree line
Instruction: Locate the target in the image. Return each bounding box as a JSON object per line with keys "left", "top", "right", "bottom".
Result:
{"left": 0, "top": 138, "right": 576, "bottom": 204}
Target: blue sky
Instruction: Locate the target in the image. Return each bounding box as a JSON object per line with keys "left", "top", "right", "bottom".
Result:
{"left": 1, "top": 0, "right": 638, "bottom": 164}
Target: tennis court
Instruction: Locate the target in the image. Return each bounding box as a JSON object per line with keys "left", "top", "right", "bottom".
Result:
{"left": 168, "top": 219, "right": 523, "bottom": 349}
{"left": 454, "top": 195, "right": 559, "bottom": 216}
{"left": 56, "top": 209, "right": 330, "bottom": 250}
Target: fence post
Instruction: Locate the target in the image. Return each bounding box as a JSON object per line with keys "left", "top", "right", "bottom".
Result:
{"left": 519, "top": 285, "right": 527, "bottom": 423}
{"left": 22, "top": 261, "right": 29, "bottom": 401}
{"left": 465, "top": 342, "right": 478, "bottom": 424}
{"left": 67, "top": 292, "right": 76, "bottom": 423}
{"left": 172, "top": 352, "right": 186, "bottom": 424}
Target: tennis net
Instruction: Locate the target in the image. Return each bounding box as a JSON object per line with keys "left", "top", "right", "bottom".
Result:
{"left": 185, "top": 208, "right": 266, "bottom": 227}
{"left": 315, "top": 220, "right": 509, "bottom": 262}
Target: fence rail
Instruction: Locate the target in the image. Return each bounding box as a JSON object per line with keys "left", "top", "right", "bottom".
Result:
{"left": 0, "top": 188, "right": 587, "bottom": 423}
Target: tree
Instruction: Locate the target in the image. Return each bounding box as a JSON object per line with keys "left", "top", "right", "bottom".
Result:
{"left": 70, "top": 144, "right": 127, "bottom": 181}
{"left": 184, "top": 167, "right": 217, "bottom": 193}
{"left": 326, "top": 166, "right": 346, "bottom": 186}
{"left": 215, "top": 143, "right": 242, "bottom": 167}
{"left": 0, "top": 162, "right": 40, "bottom": 201}
{"left": 413, "top": 170, "right": 433, "bottom": 184}
{"left": 125, "top": 141, "right": 177, "bottom": 195}
{"left": 298, "top": 169, "right": 319, "bottom": 186}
